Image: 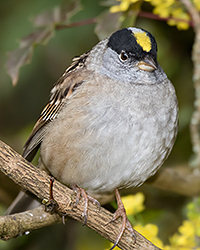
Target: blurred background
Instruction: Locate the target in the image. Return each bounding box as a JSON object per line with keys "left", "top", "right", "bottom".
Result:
{"left": 0, "top": 0, "right": 196, "bottom": 249}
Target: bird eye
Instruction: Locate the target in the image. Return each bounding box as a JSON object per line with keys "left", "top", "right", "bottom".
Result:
{"left": 120, "top": 51, "right": 128, "bottom": 61}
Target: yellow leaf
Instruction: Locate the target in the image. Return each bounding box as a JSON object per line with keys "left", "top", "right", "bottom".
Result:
{"left": 110, "top": 0, "right": 139, "bottom": 13}
{"left": 134, "top": 224, "right": 164, "bottom": 248}
{"left": 194, "top": 0, "right": 200, "bottom": 10}
{"left": 179, "top": 220, "right": 195, "bottom": 237}
{"left": 122, "top": 192, "right": 145, "bottom": 216}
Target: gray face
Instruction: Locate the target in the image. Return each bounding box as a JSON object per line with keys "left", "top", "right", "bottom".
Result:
{"left": 93, "top": 27, "right": 166, "bottom": 85}
{"left": 101, "top": 47, "right": 148, "bottom": 83}
{"left": 100, "top": 43, "right": 167, "bottom": 85}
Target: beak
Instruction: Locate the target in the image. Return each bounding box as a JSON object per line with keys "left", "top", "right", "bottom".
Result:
{"left": 137, "top": 57, "right": 157, "bottom": 72}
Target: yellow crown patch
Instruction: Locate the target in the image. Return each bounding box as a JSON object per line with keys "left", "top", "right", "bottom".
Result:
{"left": 133, "top": 31, "right": 151, "bottom": 52}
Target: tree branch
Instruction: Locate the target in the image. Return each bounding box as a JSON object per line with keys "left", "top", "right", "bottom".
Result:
{"left": 148, "top": 165, "right": 200, "bottom": 196}
{"left": 0, "top": 139, "right": 160, "bottom": 250}
{"left": 181, "top": 0, "right": 200, "bottom": 28}
{"left": 181, "top": 0, "right": 200, "bottom": 167}
{"left": 0, "top": 206, "right": 62, "bottom": 240}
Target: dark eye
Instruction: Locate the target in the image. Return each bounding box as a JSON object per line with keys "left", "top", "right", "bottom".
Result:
{"left": 120, "top": 51, "right": 128, "bottom": 61}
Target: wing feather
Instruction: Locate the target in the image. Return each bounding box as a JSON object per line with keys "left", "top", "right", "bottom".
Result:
{"left": 23, "top": 52, "right": 89, "bottom": 161}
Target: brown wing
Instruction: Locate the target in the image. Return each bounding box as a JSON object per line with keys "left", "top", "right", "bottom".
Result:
{"left": 23, "top": 52, "right": 89, "bottom": 161}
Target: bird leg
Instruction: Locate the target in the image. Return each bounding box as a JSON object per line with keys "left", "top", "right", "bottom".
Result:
{"left": 107, "top": 188, "right": 136, "bottom": 250}
{"left": 71, "top": 185, "right": 101, "bottom": 225}
{"left": 43, "top": 177, "right": 58, "bottom": 213}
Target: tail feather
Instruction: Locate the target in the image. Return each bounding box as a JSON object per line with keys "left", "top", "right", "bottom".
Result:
{"left": 6, "top": 190, "right": 41, "bottom": 215}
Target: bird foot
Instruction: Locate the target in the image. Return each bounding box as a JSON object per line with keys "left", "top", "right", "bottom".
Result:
{"left": 72, "top": 185, "right": 101, "bottom": 225}
{"left": 43, "top": 177, "right": 58, "bottom": 213}
{"left": 106, "top": 189, "right": 136, "bottom": 250}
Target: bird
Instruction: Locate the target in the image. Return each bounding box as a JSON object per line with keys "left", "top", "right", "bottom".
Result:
{"left": 7, "top": 27, "right": 178, "bottom": 249}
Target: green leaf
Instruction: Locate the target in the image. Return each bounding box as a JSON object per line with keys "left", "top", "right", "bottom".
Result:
{"left": 6, "top": 26, "right": 54, "bottom": 86}
{"left": 6, "top": 47, "right": 33, "bottom": 87}
{"left": 60, "top": 0, "right": 82, "bottom": 23}
{"left": 100, "top": 0, "right": 119, "bottom": 7}
{"left": 32, "top": 1, "right": 81, "bottom": 27}
{"left": 21, "top": 26, "right": 55, "bottom": 47}
{"left": 6, "top": 0, "right": 82, "bottom": 86}
{"left": 95, "top": 10, "right": 122, "bottom": 40}
{"left": 120, "top": 9, "right": 138, "bottom": 29}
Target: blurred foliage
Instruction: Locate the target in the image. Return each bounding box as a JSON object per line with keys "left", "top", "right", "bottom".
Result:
{"left": 107, "top": 194, "right": 200, "bottom": 249}
{"left": 110, "top": 0, "right": 194, "bottom": 30}
{"left": 0, "top": 0, "right": 198, "bottom": 249}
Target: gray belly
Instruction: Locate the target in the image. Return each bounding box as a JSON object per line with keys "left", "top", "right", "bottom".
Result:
{"left": 40, "top": 82, "right": 178, "bottom": 194}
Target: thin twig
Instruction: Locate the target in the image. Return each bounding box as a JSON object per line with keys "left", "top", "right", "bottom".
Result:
{"left": 138, "top": 11, "right": 194, "bottom": 27}
{"left": 55, "top": 17, "right": 97, "bottom": 30}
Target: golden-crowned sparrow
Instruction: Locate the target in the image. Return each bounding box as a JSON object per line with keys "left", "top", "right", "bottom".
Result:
{"left": 7, "top": 27, "right": 178, "bottom": 248}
